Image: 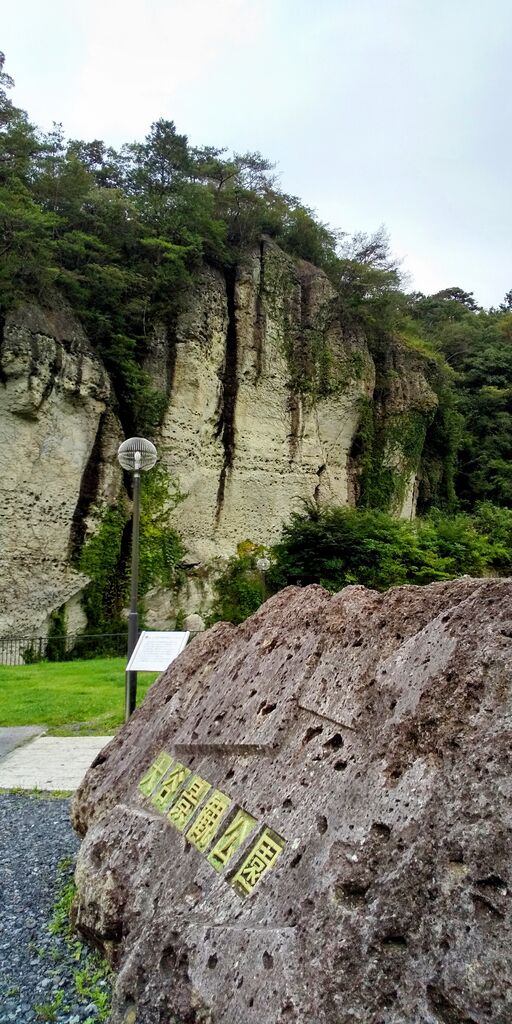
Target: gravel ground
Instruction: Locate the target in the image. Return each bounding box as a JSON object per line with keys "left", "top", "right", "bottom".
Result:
{"left": 0, "top": 794, "right": 109, "bottom": 1024}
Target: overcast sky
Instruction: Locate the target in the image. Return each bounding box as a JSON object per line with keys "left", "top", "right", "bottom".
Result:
{"left": 3, "top": 0, "right": 511, "bottom": 307}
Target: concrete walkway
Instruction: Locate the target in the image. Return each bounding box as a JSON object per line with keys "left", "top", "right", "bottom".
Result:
{"left": 0, "top": 729, "right": 113, "bottom": 791}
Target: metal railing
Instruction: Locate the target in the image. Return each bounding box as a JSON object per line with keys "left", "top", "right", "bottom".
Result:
{"left": 0, "top": 632, "right": 129, "bottom": 666}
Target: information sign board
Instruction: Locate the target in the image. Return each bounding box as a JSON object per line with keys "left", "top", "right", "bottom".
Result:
{"left": 126, "top": 631, "right": 190, "bottom": 673}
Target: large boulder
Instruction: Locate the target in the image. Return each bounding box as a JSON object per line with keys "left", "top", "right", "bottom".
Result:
{"left": 72, "top": 578, "right": 512, "bottom": 1023}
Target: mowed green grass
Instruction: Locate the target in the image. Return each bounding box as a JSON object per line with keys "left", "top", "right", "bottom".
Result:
{"left": 0, "top": 658, "right": 159, "bottom": 735}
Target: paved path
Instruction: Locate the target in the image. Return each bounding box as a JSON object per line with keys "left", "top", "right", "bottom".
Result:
{"left": 0, "top": 730, "right": 113, "bottom": 791}
{"left": 0, "top": 725, "right": 47, "bottom": 758}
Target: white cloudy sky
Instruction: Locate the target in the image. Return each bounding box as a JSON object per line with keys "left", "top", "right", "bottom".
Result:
{"left": 3, "top": 0, "right": 511, "bottom": 306}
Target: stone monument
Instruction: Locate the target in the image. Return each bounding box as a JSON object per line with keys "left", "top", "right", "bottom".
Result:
{"left": 72, "top": 578, "right": 512, "bottom": 1023}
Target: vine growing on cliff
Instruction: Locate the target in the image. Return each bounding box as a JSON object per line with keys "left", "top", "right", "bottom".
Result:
{"left": 77, "top": 466, "right": 185, "bottom": 634}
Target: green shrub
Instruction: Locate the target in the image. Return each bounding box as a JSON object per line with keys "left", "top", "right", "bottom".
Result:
{"left": 267, "top": 502, "right": 510, "bottom": 600}
{"left": 209, "top": 542, "right": 268, "bottom": 625}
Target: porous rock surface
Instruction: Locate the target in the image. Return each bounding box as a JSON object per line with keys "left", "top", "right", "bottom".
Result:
{"left": 1, "top": 245, "right": 440, "bottom": 633}
{"left": 72, "top": 577, "right": 512, "bottom": 1024}
{"left": 0, "top": 299, "right": 122, "bottom": 638}
{"left": 157, "top": 243, "right": 375, "bottom": 565}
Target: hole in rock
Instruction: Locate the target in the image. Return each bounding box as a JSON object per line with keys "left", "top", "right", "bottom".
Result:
{"left": 335, "top": 880, "right": 368, "bottom": 906}
{"left": 324, "top": 733, "right": 343, "bottom": 751}
{"left": 91, "top": 751, "right": 108, "bottom": 768}
{"left": 371, "top": 822, "right": 391, "bottom": 840}
{"left": 207, "top": 954, "right": 218, "bottom": 970}
{"left": 90, "top": 843, "right": 104, "bottom": 870}
{"left": 290, "top": 852, "right": 303, "bottom": 869}
{"left": 262, "top": 951, "right": 274, "bottom": 970}
{"left": 249, "top": 998, "right": 254, "bottom": 1008}
{"left": 160, "top": 947, "right": 177, "bottom": 974}
{"left": 303, "top": 725, "right": 323, "bottom": 745}
{"left": 381, "top": 935, "right": 407, "bottom": 949}
{"left": 282, "top": 798, "right": 293, "bottom": 810}
{"left": 471, "top": 892, "right": 504, "bottom": 918}
{"left": 334, "top": 760, "right": 347, "bottom": 772}
{"left": 316, "top": 815, "right": 328, "bottom": 834}
{"left": 236, "top": 976, "right": 244, "bottom": 988}
{"left": 258, "top": 702, "right": 277, "bottom": 716}
{"left": 475, "top": 874, "right": 507, "bottom": 893}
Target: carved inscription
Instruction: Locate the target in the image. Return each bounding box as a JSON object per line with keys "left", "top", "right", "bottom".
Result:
{"left": 231, "top": 828, "right": 286, "bottom": 897}
{"left": 186, "top": 790, "right": 231, "bottom": 852}
{"left": 138, "top": 751, "right": 287, "bottom": 897}
{"left": 168, "top": 775, "right": 211, "bottom": 831}
{"left": 138, "top": 752, "right": 173, "bottom": 796}
{"left": 152, "top": 762, "right": 191, "bottom": 812}
{"left": 207, "top": 809, "right": 258, "bottom": 873}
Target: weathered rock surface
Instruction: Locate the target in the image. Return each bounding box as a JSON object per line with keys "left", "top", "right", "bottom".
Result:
{"left": 158, "top": 242, "right": 376, "bottom": 564}
{"left": 0, "top": 300, "right": 122, "bottom": 638}
{"left": 72, "top": 577, "right": 512, "bottom": 1024}
{"left": 1, "top": 243, "right": 443, "bottom": 634}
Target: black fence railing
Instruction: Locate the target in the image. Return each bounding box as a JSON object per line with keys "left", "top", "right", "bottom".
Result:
{"left": 0, "top": 632, "right": 129, "bottom": 666}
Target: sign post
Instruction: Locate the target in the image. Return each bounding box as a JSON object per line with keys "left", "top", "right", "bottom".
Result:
{"left": 126, "top": 630, "right": 190, "bottom": 675}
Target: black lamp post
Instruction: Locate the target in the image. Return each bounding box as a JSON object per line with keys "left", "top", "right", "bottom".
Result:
{"left": 117, "top": 436, "right": 157, "bottom": 722}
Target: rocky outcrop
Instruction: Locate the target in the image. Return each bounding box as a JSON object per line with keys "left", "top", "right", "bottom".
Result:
{"left": 157, "top": 243, "right": 375, "bottom": 563}
{"left": 72, "top": 577, "right": 512, "bottom": 1023}
{"left": 0, "top": 300, "right": 123, "bottom": 638}
{"left": 0, "top": 244, "right": 442, "bottom": 636}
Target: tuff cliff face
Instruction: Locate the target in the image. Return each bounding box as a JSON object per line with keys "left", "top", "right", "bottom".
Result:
{"left": 155, "top": 242, "right": 377, "bottom": 565}
{"left": 0, "top": 300, "right": 123, "bottom": 638}
{"left": 0, "top": 244, "right": 440, "bottom": 637}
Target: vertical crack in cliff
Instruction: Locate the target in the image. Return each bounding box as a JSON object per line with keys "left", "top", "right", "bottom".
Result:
{"left": 69, "top": 413, "right": 106, "bottom": 561}
{"left": 0, "top": 314, "right": 6, "bottom": 385}
{"left": 314, "top": 464, "right": 326, "bottom": 506}
{"left": 165, "top": 321, "right": 178, "bottom": 402}
{"left": 255, "top": 239, "right": 266, "bottom": 381}
{"left": 215, "top": 265, "right": 239, "bottom": 518}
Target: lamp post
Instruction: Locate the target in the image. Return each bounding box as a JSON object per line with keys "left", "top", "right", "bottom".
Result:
{"left": 256, "top": 556, "right": 271, "bottom": 600}
{"left": 117, "top": 436, "right": 157, "bottom": 722}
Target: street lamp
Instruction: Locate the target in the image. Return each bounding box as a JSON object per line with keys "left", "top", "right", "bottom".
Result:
{"left": 118, "top": 436, "right": 157, "bottom": 721}
{"left": 256, "top": 556, "right": 271, "bottom": 600}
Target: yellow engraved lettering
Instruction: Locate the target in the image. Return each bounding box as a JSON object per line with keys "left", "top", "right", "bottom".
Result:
{"left": 231, "top": 828, "right": 286, "bottom": 897}
{"left": 151, "top": 761, "right": 191, "bottom": 812}
{"left": 207, "top": 809, "right": 257, "bottom": 873}
{"left": 167, "top": 775, "right": 211, "bottom": 831}
{"left": 138, "top": 751, "right": 173, "bottom": 796}
{"left": 186, "top": 790, "right": 231, "bottom": 852}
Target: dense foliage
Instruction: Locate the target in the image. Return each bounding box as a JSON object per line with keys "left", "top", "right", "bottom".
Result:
{"left": 210, "top": 503, "right": 512, "bottom": 617}
{"left": 268, "top": 503, "right": 512, "bottom": 592}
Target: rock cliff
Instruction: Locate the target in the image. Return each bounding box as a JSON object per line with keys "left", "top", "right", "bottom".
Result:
{"left": 0, "top": 300, "right": 123, "bottom": 639}
{"left": 71, "top": 577, "right": 512, "bottom": 1023}
{"left": 0, "top": 243, "right": 442, "bottom": 636}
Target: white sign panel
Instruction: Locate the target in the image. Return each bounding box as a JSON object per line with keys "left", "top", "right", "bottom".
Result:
{"left": 126, "top": 631, "right": 190, "bottom": 672}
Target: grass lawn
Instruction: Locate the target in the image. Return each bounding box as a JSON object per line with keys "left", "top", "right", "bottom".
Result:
{"left": 0, "top": 658, "right": 159, "bottom": 735}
